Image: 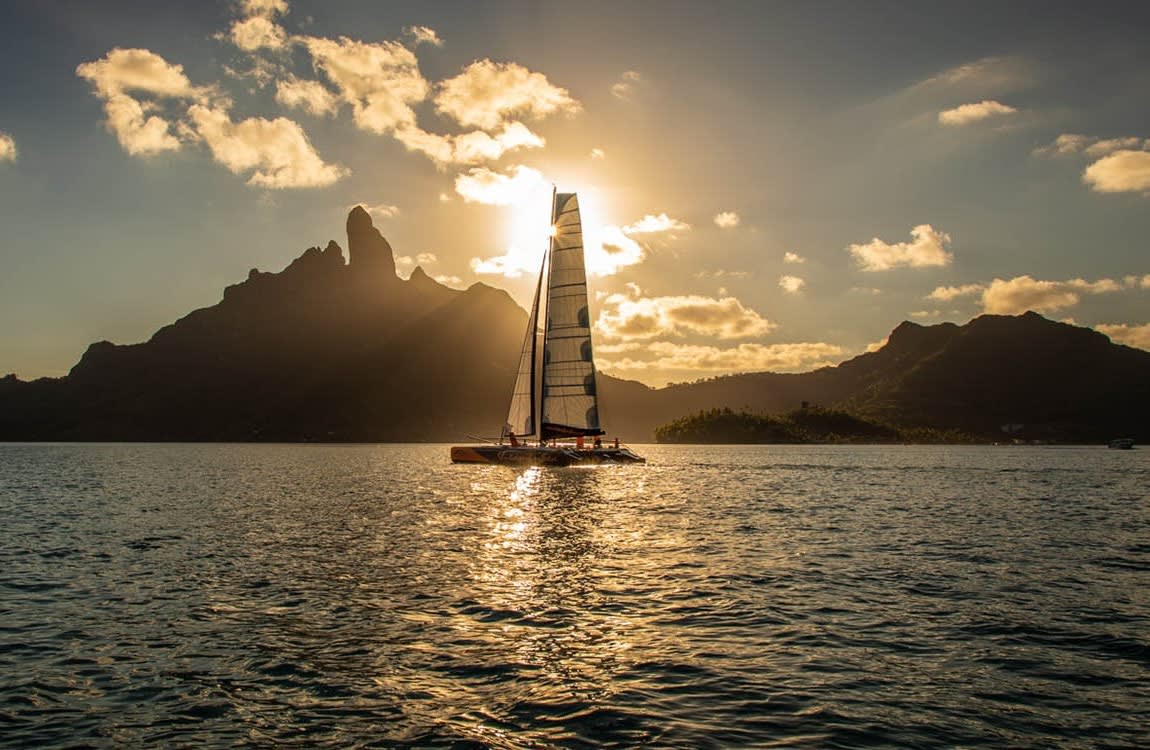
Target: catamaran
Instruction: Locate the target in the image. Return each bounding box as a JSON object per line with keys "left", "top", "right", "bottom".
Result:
{"left": 451, "top": 191, "right": 645, "bottom": 466}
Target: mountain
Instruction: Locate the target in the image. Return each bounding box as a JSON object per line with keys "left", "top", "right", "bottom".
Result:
{"left": 2, "top": 209, "right": 1148, "bottom": 443}
{"left": 603, "top": 313, "right": 1150, "bottom": 442}
{"left": 0, "top": 207, "right": 527, "bottom": 441}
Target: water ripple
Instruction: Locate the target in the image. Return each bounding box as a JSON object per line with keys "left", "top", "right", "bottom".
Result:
{"left": 1, "top": 443, "right": 1148, "bottom": 748}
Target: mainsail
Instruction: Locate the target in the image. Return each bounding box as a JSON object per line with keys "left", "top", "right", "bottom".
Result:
{"left": 541, "top": 193, "right": 604, "bottom": 438}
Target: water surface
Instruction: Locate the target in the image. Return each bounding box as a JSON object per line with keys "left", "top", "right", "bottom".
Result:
{"left": 2, "top": 444, "right": 1148, "bottom": 747}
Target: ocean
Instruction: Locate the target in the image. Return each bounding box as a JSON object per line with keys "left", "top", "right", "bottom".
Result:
{"left": 2, "top": 443, "right": 1148, "bottom": 748}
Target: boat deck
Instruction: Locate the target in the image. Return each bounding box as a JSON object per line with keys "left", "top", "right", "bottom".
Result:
{"left": 451, "top": 444, "right": 645, "bottom": 466}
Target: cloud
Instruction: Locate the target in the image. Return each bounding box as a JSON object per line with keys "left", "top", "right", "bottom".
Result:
{"left": 611, "top": 70, "right": 642, "bottom": 99}
{"left": 1124, "top": 274, "right": 1150, "bottom": 289}
{"left": 938, "top": 100, "right": 1017, "bottom": 126}
{"left": 623, "top": 213, "right": 690, "bottom": 234}
{"left": 240, "top": 0, "right": 288, "bottom": 16}
{"left": 779, "top": 275, "right": 805, "bottom": 293}
{"left": 1034, "top": 133, "right": 1149, "bottom": 158}
{"left": 917, "top": 57, "right": 1028, "bottom": 93}
{"left": 355, "top": 202, "right": 399, "bottom": 218}
{"left": 76, "top": 48, "right": 211, "bottom": 156}
{"left": 590, "top": 147, "right": 605, "bottom": 159}
{"left": 101, "top": 94, "right": 183, "bottom": 155}
{"left": 434, "top": 59, "right": 580, "bottom": 130}
{"left": 980, "top": 275, "right": 1121, "bottom": 314}
{"left": 226, "top": 0, "right": 288, "bottom": 51}
{"left": 601, "top": 341, "right": 844, "bottom": 375}
{"left": 395, "top": 121, "right": 544, "bottom": 166}
{"left": 713, "top": 211, "right": 740, "bottom": 229}
{"left": 229, "top": 15, "right": 287, "bottom": 51}
{"left": 596, "top": 291, "right": 776, "bottom": 340}
{"left": 301, "top": 35, "right": 428, "bottom": 134}
{"left": 910, "top": 310, "right": 941, "bottom": 319}
{"left": 590, "top": 226, "right": 645, "bottom": 276}
{"left": 1095, "top": 323, "right": 1150, "bottom": 350}
{"left": 76, "top": 47, "right": 203, "bottom": 99}
{"left": 783, "top": 251, "right": 805, "bottom": 264}
{"left": 454, "top": 164, "right": 548, "bottom": 205}
{"left": 927, "top": 283, "right": 985, "bottom": 301}
{"left": 0, "top": 130, "right": 15, "bottom": 161}
{"left": 275, "top": 76, "right": 339, "bottom": 115}
{"left": 849, "top": 224, "right": 952, "bottom": 271}
{"left": 695, "top": 269, "right": 751, "bottom": 280}
{"left": 1082, "top": 150, "right": 1150, "bottom": 194}
{"left": 187, "top": 104, "right": 348, "bottom": 188}
{"left": 405, "top": 25, "right": 443, "bottom": 47}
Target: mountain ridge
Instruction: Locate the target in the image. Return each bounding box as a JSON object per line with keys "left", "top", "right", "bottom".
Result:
{"left": 2, "top": 210, "right": 1148, "bottom": 443}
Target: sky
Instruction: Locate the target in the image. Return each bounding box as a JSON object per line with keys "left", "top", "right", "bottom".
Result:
{"left": 2, "top": 0, "right": 1149, "bottom": 387}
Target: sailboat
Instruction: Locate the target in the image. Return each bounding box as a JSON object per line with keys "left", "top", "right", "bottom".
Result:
{"left": 451, "top": 191, "right": 645, "bottom": 466}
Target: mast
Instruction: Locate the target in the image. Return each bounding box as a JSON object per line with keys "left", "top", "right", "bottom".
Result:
{"left": 503, "top": 189, "right": 555, "bottom": 440}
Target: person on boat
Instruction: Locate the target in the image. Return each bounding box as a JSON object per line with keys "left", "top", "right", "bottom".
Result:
{"left": 576, "top": 436, "right": 584, "bottom": 449}
{"left": 613, "top": 437, "right": 619, "bottom": 449}
{"left": 593, "top": 436, "right": 602, "bottom": 449}
{"left": 508, "top": 431, "right": 519, "bottom": 447}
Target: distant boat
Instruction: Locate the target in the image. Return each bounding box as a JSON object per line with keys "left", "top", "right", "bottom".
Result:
{"left": 451, "top": 190, "right": 644, "bottom": 466}
{"left": 1108, "top": 438, "right": 1135, "bottom": 450}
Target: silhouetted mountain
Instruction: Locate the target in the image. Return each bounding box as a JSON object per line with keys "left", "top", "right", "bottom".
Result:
{"left": 609, "top": 313, "right": 1150, "bottom": 442}
{"left": 2, "top": 210, "right": 1147, "bottom": 443}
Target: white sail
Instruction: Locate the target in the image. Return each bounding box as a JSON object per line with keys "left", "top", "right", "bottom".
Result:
{"left": 504, "top": 249, "right": 545, "bottom": 438}
{"left": 541, "top": 193, "right": 603, "bottom": 438}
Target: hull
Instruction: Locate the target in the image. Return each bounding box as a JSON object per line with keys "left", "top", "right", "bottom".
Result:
{"left": 451, "top": 445, "right": 645, "bottom": 466}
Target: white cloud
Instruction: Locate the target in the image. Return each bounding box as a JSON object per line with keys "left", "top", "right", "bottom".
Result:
{"left": 1095, "top": 323, "right": 1150, "bottom": 350}
{"left": 596, "top": 291, "right": 776, "bottom": 341}
{"left": 434, "top": 274, "right": 463, "bottom": 287}
{"left": 1034, "top": 133, "right": 1149, "bottom": 158}
{"left": 927, "top": 283, "right": 985, "bottom": 301}
{"left": 301, "top": 35, "right": 428, "bottom": 134}
{"left": 76, "top": 48, "right": 202, "bottom": 99}
{"left": 1083, "top": 150, "right": 1150, "bottom": 194}
{"left": 469, "top": 245, "right": 543, "bottom": 278}
{"left": 590, "top": 147, "right": 605, "bottom": 159}
{"left": 434, "top": 59, "right": 580, "bottom": 130}
{"left": 355, "top": 202, "right": 399, "bottom": 218}
{"left": 416, "top": 252, "right": 437, "bottom": 264}
{"left": 611, "top": 70, "right": 642, "bottom": 99}
{"left": 187, "top": 104, "right": 347, "bottom": 188}
{"left": 713, "top": 211, "right": 740, "bottom": 229}
{"left": 590, "top": 226, "right": 645, "bottom": 276}
{"left": 695, "top": 269, "right": 751, "bottom": 279}
{"left": 76, "top": 48, "right": 211, "bottom": 156}
{"left": 405, "top": 25, "right": 443, "bottom": 47}
{"left": 849, "top": 224, "right": 952, "bottom": 271}
{"left": 1124, "top": 274, "right": 1150, "bottom": 289}
{"left": 623, "top": 213, "right": 690, "bottom": 234}
{"left": 0, "top": 130, "right": 16, "bottom": 162}
{"left": 275, "top": 76, "right": 339, "bottom": 115}
{"left": 240, "top": 0, "right": 288, "bottom": 17}
{"left": 779, "top": 275, "right": 805, "bottom": 293}
{"left": 454, "top": 164, "right": 548, "bottom": 205}
{"left": 783, "top": 251, "right": 805, "bottom": 264}
{"left": 601, "top": 341, "right": 844, "bottom": 375}
{"left": 229, "top": 15, "right": 287, "bottom": 51}
{"left": 101, "top": 94, "right": 183, "bottom": 155}
{"left": 396, "top": 121, "right": 544, "bottom": 166}
{"left": 1085, "top": 137, "right": 1147, "bottom": 157}
{"left": 938, "top": 99, "right": 1017, "bottom": 126}
{"left": 980, "top": 275, "right": 1121, "bottom": 314}
{"left": 910, "top": 310, "right": 941, "bottom": 319}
